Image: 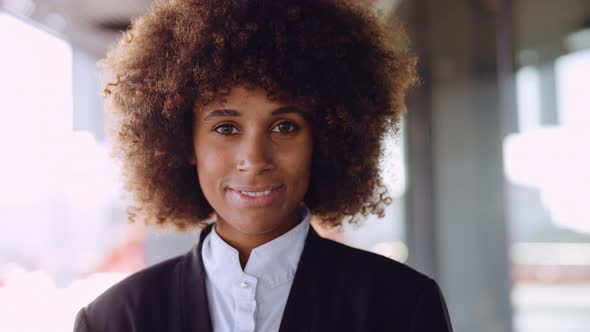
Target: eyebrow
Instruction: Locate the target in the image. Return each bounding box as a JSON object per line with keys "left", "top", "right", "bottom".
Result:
{"left": 203, "top": 106, "right": 308, "bottom": 121}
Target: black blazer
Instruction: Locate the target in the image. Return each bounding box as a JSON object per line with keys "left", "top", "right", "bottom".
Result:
{"left": 74, "top": 224, "right": 453, "bottom": 331}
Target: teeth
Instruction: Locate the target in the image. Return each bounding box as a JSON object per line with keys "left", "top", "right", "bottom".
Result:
{"left": 239, "top": 190, "right": 272, "bottom": 197}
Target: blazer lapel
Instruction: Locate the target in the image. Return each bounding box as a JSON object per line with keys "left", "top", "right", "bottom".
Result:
{"left": 278, "top": 226, "right": 323, "bottom": 332}
{"left": 180, "top": 223, "right": 214, "bottom": 332}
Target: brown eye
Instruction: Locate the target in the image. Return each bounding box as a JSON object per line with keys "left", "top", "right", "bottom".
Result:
{"left": 214, "top": 124, "right": 239, "bottom": 135}
{"left": 272, "top": 121, "right": 299, "bottom": 134}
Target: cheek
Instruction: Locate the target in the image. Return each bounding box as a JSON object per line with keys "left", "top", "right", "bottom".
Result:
{"left": 194, "top": 143, "right": 231, "bottom": 197}
{"left": 282, "top": 138, "right": 313, "bottom": 186}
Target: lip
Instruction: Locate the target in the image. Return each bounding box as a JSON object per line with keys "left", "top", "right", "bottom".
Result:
{"left": 227, "top": 184, "right": 285, "bottom": 208}
{"left": 230, "top": 184, "right": 283, "bottom": 191}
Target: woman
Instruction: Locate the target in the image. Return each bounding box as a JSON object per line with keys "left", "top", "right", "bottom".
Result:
{"left": 74, "top": 0, "right": 453, "bottom": 331}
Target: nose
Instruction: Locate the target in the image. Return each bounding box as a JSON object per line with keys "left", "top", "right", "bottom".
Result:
{"left": 237, "top": 134, "right": 274, "bottom": 175}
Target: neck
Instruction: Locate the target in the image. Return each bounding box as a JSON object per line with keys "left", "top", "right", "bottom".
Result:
{"left": 214, "top": 210, "right": 301, "bottom": 270}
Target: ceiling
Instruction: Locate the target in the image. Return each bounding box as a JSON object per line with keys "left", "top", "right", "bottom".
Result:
{"left": 1, "top": 0, "right": 151, "bottom": 56}
{"left": 1, "top": 0, "right": 401, "bottom": 58}
{"left": 514, "top": 0, "right": 590, "bottom": 64}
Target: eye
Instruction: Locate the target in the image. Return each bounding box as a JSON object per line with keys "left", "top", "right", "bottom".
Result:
{"left": 213, "top": 123, "right": 239, "bottom": 135}
{"left": 272, "top": 121, "right": 299, "bottom": 134}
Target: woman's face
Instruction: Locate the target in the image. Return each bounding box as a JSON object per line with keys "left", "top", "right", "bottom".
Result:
{"left": 192, "top": 86, "right": 313, "bottom": 236}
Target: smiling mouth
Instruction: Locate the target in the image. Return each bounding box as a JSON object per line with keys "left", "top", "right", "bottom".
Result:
{"left": 238, "top": 189, "right": 273, "bottom": 197}
{"left": 227, "top": 185, "right": 284, "bottom": 207}
{"left": 229, "top": 184, "right": 282, "bottom": 192}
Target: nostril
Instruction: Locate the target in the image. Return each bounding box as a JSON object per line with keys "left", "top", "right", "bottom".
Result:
{"left": 237, "top": 160, "right": 273, "bottom": 174}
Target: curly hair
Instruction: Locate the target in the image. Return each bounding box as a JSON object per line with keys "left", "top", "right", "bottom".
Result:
{"left": 100, "top": 0, "right": 417, "bottom": 230}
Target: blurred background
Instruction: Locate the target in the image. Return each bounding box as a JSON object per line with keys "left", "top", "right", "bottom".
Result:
{"left": 0, "top": 0, "right": 588, "bottom": 331}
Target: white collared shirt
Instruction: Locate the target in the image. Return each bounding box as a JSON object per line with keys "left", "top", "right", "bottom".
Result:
{"left": 201, "top": 206, "right": 311, "bottom": 332}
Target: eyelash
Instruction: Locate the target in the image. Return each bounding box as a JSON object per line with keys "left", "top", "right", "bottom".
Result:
{"left": 212, "top": 121, "right": 300, "bottom": 136}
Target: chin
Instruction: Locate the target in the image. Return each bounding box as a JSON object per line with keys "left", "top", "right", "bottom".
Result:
{"left": 221, "top": 210, "right": 285, "bottom": 235}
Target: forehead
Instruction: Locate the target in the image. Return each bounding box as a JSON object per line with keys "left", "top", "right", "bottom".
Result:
{"left": 205, "top": 86, "right": 275, "bottom": 108}
{"left": 196, "top": 85, "right": 303, "bottom": 116}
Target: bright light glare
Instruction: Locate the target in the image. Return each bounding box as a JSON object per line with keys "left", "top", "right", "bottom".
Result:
{"left": 0, "top": 264, "right": 128, "bottom": 332}
{"left": 505, "top": 49, "right": 590, "bottom": 234}
{"left": 504, "top": 128, "right": 590, "bottom": 233}
{"left": 0, "top": 13, "right": 73, "bottom": 201}
{"left": 381, "top": 130, "right": 406, "bottom": 198}
{"left": 0, "top": 13, "right": 129, "bottom": 332}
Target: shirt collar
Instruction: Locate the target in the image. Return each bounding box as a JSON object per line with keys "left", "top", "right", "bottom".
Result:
{"left": 202, "top": 205, "right": 311, "bottom": 289}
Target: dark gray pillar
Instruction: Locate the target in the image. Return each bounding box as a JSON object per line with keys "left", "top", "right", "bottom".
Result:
{"left": 403, "top": 1, "right": 514, "bottom": 331}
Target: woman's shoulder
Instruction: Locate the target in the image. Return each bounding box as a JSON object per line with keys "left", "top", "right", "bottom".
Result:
{"left": 314, "top": 234, "right": 434, "bottom": 290}
{"left": 311, "top": 236, "right": 453, "bottom": 331}
{"left": 75, "top": 252, "right": 190, "bottom": 331}
{"left": 96, "top": 253, "right": 186, "bottom": 302}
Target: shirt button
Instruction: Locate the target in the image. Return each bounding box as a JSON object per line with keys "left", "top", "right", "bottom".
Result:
{"left": 240, "top": 281, "right": 250, "bottom": 288}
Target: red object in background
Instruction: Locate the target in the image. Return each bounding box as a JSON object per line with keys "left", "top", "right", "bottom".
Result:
{"left": 512, "top": 264, "right": 590, "bottom": 283}
{"left": 93, "top": 224, "right": 146, "bottom": 274}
